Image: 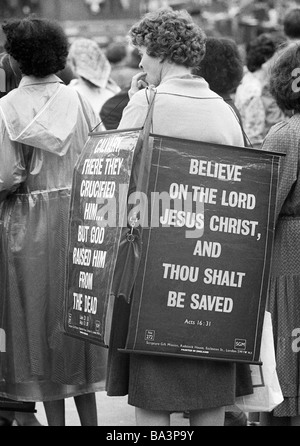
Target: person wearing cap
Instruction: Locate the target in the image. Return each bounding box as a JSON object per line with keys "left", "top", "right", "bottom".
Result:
{"left": 68, "top": 38, "right": 120, "bottom": 127}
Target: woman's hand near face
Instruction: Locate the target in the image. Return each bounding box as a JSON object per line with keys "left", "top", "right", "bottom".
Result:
{"left": 128, "top": 71, "right": 148, "bottom": 99}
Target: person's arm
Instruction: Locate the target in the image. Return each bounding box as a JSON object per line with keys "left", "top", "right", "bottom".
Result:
{"left": 0, "top": 118, "right": 26, "bottom": 202}
{"left": 117, "top": 71, "right": 151, "bottom": 130}
{"left": 118, "top": 88, "right": 150, "bottom": 130}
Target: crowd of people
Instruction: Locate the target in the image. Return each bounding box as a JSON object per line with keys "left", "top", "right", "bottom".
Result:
{"left": 0, "top": 3, "right": 300, "bottom": 427}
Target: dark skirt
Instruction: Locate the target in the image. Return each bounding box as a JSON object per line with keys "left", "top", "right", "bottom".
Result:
{"left": 267, "top": 217, "right": 300, "bottom": 417}
{"left": 127, "top": 353, "right": 236, "bottom": 412}
{"left": 106, "top": 296, "right": 252, "bottom": 412}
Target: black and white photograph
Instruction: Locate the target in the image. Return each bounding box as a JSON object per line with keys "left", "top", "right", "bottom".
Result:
{"left": 0, "top": 0, "right": 299, "bottom": 430}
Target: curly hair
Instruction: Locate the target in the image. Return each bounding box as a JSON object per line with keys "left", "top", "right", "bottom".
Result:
{"left": 193, "top": 37, "right": 244, "bottom": 95}
{"left": 246, "top": 32, "right": 287, "bottom": 73}
{"left": 129, "top": 8, "right": 206, "bottom": 68}
{"left": 2, "top": 17, "right": 69, "bottom": 77}
{"left": 269, "top": 43, "right": 300, "bottom": 113}
{"left": 283, "top": 8, "right": 300, "bottom": 39}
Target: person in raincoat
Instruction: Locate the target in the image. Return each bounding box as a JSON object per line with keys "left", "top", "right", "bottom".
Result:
{"left": 0, "top": 52, "right": 44, "bottom": 426}
{"left": 0, "top": 17, "right": 105, "bottom": 426}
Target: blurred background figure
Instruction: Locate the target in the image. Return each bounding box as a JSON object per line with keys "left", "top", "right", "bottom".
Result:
{"left": 0, "top": 52, "right": 22, "bottom": 98}
{"left": 105, "top": 40, "right": 128, "bottom": 87}
{"left": 193, "top": 37, "right": 247, "bottom": 143}
{"left": 234, "top": 32, "right": 288, "bottom": 148}
{"left": 106, "top": 41, "right": 127, "bottom": 66}
{"left": 106, "top": 42, "right": 141, "bottom": 90}
{"left": 56, "top": 62, "right": 76, "bottom": 85}
{"left": 68, "top": 37, "right": 120, "bottom": 126}
{"left": 100, "top": 46, "right": 141, "bottom": 130}
{"left": 282, "top": 7, "right": 300, "bottom": 42}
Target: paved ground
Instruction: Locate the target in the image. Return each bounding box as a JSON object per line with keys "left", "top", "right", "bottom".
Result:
{"left": 34, "top": 392, "right": 190, "bottom": 426}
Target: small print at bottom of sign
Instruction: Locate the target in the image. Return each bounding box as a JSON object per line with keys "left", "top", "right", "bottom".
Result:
{"left": 119, "top": 329, "right": 260, "bottom": 364}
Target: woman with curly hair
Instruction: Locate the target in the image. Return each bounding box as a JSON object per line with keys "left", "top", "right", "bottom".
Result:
{"left": 0, "top": 17, "right": 106, "bottom": 426}
{"left": 106, "top": 8, "right": 246, "bottom": 426}
{"left": 234, "top": 32, "right": 288, "bottom": 148}
{"left": 260, "top": 43, "right": 300, "bottom": 427}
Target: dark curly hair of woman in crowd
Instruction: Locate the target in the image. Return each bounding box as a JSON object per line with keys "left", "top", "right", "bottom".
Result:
{"left": 193, "top": 37, "right": 244, "bottom": 95}
{"left": 129, "top": 8, "right": 206, "bottom": 68}
{"left": 269, "top": 43, "right": 300, "bottom": 114}
{"left": 245, "top": 32, "right": 287, "bottom": 73}
{"left": 2, "top": 17, "right": 69, "bottom": 77}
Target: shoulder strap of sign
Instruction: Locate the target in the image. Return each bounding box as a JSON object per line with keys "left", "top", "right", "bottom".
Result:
{"left": 142, "top": 85, "right": 156, "bottom": 137}
{"left": 135, "top": 86, "right": 157, "bottom": 196}
{"left": 226, "top": 102, "right": 253, "bottom": 148}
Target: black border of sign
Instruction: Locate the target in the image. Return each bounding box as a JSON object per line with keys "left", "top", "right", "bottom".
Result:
{"left": 117, "top": 133, "right": 285, "bottom": 365}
